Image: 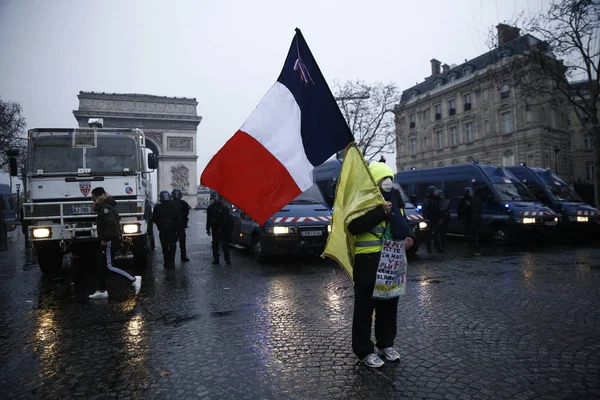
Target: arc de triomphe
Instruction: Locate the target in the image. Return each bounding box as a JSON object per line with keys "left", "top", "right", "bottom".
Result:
{"left": 73, "top": 91, "right": 202, "bottom": 204}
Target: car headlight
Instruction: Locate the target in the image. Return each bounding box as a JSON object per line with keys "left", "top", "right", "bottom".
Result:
{"left": 522, "top": 218, "right": 536, "bottom": 224}
{"left": 419, "top": 221, "right": 428, "bottom": 230}
{"left": 122, "top": 224, "right": 140, "bottom": 234}
{"left": 577, "top": 216, "right": 588, "bottom": 223}
{"left": 32, "top": 228, "right": 51, "bottom": 238}
{"left": 327, "top": 224, "right": 332, "bottom": 233}
{"left": 273, "top": 226, "right": 289, "bottom": 235}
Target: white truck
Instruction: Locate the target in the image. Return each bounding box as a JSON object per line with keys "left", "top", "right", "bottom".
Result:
{"left": 23, "top": 120, "right": 157, "bottom": 274}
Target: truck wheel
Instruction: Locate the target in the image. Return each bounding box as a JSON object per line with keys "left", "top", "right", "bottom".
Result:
{"left": 253, "top": 236, "right": 269, "bottom": 263}
{"left": 491, "top": 225, "right": 510, "bottom": 246}
{"left": 37, "top": 247, "right": 64, "bottom": 275}
{"left": 133, "top": 234, "right": 153, "bottom": 268}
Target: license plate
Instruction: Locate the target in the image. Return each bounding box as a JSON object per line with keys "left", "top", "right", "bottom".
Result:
{"left": 71, "top": 204, "right": 93, "bottom": 214}
{"left": 544, "top": 221, "right": 557, "bottom": 226}
{"left": 301, "top": 230, "right": 323, "bottom": 237}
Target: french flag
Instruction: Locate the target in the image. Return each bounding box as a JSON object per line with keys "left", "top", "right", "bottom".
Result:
{"left": 201, "top": 29, "right": 354, "bottom": 225}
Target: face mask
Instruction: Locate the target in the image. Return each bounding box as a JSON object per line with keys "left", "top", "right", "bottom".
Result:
{"left": 381, "top": 178, "right": 393, "bottom": 193}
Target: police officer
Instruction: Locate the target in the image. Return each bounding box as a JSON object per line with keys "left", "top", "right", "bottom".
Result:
{"left": 435, "top": 189, "right": 450, "bottom": 250}
{"left": 423, "top": 186, "right": 444, "bottom": 252}
{"left": 171, "top": 188, "right": 190, "bottom": 262}
{"left": 206, "top": 193, "right": 231, "bottom": 265}
{"left": 152, "top": 191, "right": 180, "bottom": 268}
{"left": 458, "top": 186, "right": 483, "bottom": 248}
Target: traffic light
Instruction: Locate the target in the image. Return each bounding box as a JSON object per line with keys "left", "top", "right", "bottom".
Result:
{"left": 9, "top": 157, "right": 17, "bottom": 177}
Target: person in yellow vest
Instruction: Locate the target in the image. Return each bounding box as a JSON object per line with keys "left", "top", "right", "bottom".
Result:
{"left": 348, "top": 161, "right": 415, "bottom": 368}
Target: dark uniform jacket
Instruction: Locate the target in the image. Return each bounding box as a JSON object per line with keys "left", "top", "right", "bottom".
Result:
{"left": 152, "top": 202, "right": 181, "bottom": 237}
{"left": 172, "top": 198, "right": 190, "bottom": 228}
{"left": 348, "top": 191, "right": 414, "bottom": 288}
{"left": 206, "top": 201, "right": 232, "bottom": 234}
{"left": 94, "top": 194, "right": 121, "bottom": 241}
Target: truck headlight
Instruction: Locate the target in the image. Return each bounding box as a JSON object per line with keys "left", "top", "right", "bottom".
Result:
{"left": 419, "top": 221, "right": 428, "bottom": 230}
{"left": 32, "top": 228, "right": 51, "bottom": 238}
{"left": 273, "top": 226, "right": 289, "bottom": 235}
{"left": 122, "top": 224, "right": 139, "bottom": 234}
{"left": 522, "top": 218, "right": 536, "bottom": 224}
{"left": 577, "top": 216, "right": 588, "bottom": 223}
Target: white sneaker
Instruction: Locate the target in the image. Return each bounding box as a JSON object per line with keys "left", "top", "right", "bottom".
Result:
{"left": 377, "top": 347, "right": 400, "bottom": 362}
{"left": 132, "top": 276, "right": 142, "bottom": 295}
{"left": 89, "top": 290, "right": 108, "bottom": 299}
{"left": 361, "top": 353, "right": 385, "bottom": 368}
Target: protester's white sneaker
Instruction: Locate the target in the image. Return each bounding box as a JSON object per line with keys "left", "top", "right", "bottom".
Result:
{"left": 361, "top": 353, "right": 385, "bottom": 368}
{"left": 132, "top": 276, "right": 142, "bottom": 295}
{"left": 377, "top": 347, "right": 400, "bottom": 362}
{"left": 89, "top": 290, "right": 108, "bottom": 299}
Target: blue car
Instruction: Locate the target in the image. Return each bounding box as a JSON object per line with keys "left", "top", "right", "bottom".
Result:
{"left": 229, "top": 185, "right": 332, "bottom": 262}
{"left": 506, "top": 165, "right": 600, "bottom": 239}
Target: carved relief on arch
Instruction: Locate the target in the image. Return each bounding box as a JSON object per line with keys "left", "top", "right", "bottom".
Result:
{"left": 171, "top": 163, "right": 190, "bottom": 194}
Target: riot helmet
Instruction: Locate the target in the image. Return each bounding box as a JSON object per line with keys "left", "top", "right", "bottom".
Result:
{"left": 172, "top": 188, "right": 182, "bottom": 199}
{"left": 464, "top": 187, "right": 474, "bottom": 197}
{"left": 159, "top": 191, "right": 172, "bottom": 202}
{"left": 427, "top": 185, "right": 437, "bottom": 196}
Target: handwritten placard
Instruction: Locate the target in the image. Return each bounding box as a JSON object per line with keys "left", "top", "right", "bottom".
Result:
{"left": 372, "top": 239, "right": 407, "bottom": 299}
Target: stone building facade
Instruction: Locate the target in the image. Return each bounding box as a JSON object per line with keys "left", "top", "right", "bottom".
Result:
{"left": 395, "top": 25, "right": 573, "bottom": 178}
{"left": 73, "top": 92, "right": 202, "bottom": 204}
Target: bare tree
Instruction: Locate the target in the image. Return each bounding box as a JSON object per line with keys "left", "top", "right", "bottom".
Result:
{"left": 488, "top": 0, "right": 600, "bottom": 205}
{"left": 0, "top": 97, "right": 27, "bottom": 172}
{"left": 334, "top": 81, "right": 401, "bottom": 160}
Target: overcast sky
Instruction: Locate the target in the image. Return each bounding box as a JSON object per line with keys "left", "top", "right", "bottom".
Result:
{"left": 0, "top": 0, "right": 547, "bottom": 189}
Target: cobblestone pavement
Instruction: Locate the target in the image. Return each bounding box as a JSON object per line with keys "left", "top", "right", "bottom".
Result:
{"left": 0, "top": 211, "right": 599, "bottom": 399}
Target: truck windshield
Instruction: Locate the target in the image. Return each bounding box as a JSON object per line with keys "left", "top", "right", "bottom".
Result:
{"left": 492, "top": 182, "right": 537, "bottom": 202}
{"left": 289, "top": 184, "right": 327, "bottom": 205}
{"left": 86, "top": 135, "right": 139, "bottom": 173}
{"left": 29, "top": 134, "right": 83, "bottom": 173}
{"left": 545, "top": 184, "right": 583, "bottom": 202}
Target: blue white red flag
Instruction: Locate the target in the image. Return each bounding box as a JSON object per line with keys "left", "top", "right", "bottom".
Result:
{"left": 201, "top": 28, "right": 354, "bottom": 225}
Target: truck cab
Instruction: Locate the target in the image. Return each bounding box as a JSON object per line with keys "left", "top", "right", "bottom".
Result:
{"left": 228, "top": 184, "right": 332, "bottom": 262}
{"left": 506, "top": 165, "right": 600, "bottom": 238}
{"left": 23, "top": 123, "right": 157, "bottom": 274}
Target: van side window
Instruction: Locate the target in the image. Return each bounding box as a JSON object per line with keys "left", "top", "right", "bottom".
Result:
{"left": 400, "top": 184, "right": 410, "bottom": 196}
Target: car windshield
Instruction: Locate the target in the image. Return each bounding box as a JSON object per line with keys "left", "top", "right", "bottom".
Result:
{"left": 289, "top": 184, "right": 326, "bottom": 205}
{"left": 545, "top": 184, "right": 583, "bottom": 202}
{"left": 492, "top": 183, "right": 537, "bottom": 202}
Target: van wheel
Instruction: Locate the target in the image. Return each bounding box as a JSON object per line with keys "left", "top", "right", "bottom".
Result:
{"left": 492, "top": 226, "right": 510, "bottom": 246}
{"left": 253, "top": 237, "right": 269, "bottom": 263}
{"left": 37, "top": 247, "right": 64, "bottom": 275}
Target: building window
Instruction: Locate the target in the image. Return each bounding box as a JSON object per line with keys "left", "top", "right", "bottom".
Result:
{"left": 584, "top": 134, "right": 592, "bottom": 150}
{"left": 438, "top": 161, "right": 445, "bottom": 167}
{"left": 436, "top": 130, "right": 444, "bottom": 149}
{"left": 502, "top": 149, "right": 515, "bottom": 166}
{"left": 484, "top": 120, "right": 490, "bottom": 133}
{"left": 463, "top": 67, "right": 471, "bottom": 76}
{"left": 449, "top": 126, "right": 458, "bottom": 146}
{"left": 422, "top": 109, "right": 429, "bottom": 122}
{"left": 435, "top": 80, "right": 443, "bottom": 89}
{"left": 500, "top": 85, "right": 510, "bottom": 100}
{"left": 483, "top": 107, "right": 489, "bottom": 116}
{"left": 400, "top": 143, "right": 405, "bottom": 154}
{"left": 482, "top": 89, "right": 488, "bottom": 102}
{"left": 435, "top": 104, "right": 442, "bottom": 120}
{"left": 448, "top": 99, "right": 456, "bottom": 116}
{"left": 585, "top": 161, "right": 595, "bottom": 180}
{"left": 463, "top": 93, "right": 472, "bottom": 111}
{"left": 409, "top": 114, "right": 416, "bottom": 129}
{"left": 545, "top": 154, "right": 550, "bottom": 167}
{"left": 502, "top": 112, "right": 513, "bottom": 134}
{"left": 527, "top": 154, "right": 534, "bottom": 166}
{"left": 464, "top": 122, "right": 474, "bottom": 142}
{"left": 410, "top": 138, "right": 416, "bottom": 155}
{"left": 423, "top": 136, "right": 429, "bottom": 149}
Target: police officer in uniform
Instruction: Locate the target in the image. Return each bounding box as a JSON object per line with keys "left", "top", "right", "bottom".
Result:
{"left": 171, "top": 188, "right": 190, "bottom": 262}
{"left": 206, "top": 193, "right": 231, "bottom": 265}
{"left": 152, "top": 191, "right": 180, "bottom": 268}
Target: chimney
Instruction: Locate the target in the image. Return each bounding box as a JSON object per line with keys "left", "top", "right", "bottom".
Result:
{"left": 442, "top": 63, "right": 450, "bottom": 73}
{"left": 430, "top": 59, "right": 441, "bottom": 76}
{"left": 496, "top": 24, "right": 521, "bottom": 46}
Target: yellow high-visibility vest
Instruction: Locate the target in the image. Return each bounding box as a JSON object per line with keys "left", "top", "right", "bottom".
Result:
{"left": 355, "top": 209, "right": 405, "bottom": 255}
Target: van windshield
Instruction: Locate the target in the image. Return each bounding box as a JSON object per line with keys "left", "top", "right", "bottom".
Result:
{"left": 545, "top": 184, "right": 583, "bottom": 202}
{"left": 289, "top": 184, "right": 326, "bottom": 205}
{"left": 492, "top": 183, "right": 537, "bottom": 202}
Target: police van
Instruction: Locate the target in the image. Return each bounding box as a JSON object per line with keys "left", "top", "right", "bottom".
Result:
{"left": 313, "top": 158, "right": 429, "bottom": 255}
{"left": 506, "top": 165, "right": 600, "bottom": 238}
{"left": 227, "top": 184, "right": 332, "bottom": 262}
{"left": 396, "top": 163, "right": 559, "bottom": 245}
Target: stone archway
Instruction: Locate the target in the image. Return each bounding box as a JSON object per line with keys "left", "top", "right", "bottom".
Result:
{"left": 73, "top": 92, "right": 202, "bottom": 205}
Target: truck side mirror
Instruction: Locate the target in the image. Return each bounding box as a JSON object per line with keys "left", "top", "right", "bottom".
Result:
{"left": 147, "top": 153, "right": 158, "bottom": 170}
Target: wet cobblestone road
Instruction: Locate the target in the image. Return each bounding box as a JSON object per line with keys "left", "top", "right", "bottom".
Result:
{"left": 0, "top": 211, "right": 599, "bottom": 399}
